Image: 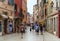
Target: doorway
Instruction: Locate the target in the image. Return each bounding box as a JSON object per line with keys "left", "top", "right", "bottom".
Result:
{"left": 4, "top": 19, "right": 8, "bottom": 34}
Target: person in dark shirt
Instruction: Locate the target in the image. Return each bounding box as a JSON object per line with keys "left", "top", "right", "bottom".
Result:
{"left": 39, "top": 23, "right": 43, "bottom": 35}
{"left": 43, "top": 23, "right": 46, "bottom": 32}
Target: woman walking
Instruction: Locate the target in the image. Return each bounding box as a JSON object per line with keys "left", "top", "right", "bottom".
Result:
{"left": 20, "top": 23, "right": 25, "bottom": 38}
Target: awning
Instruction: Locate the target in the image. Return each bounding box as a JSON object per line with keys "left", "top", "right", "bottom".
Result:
{"left": 9, "top": 16, "right": 14, "bottom": 19}
{"left": 0, "top": 14, "right": 8, "bottom": 18}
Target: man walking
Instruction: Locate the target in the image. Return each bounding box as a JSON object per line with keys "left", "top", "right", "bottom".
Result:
{"left": 39, "top": 23, "right": 43, "bottom": 35}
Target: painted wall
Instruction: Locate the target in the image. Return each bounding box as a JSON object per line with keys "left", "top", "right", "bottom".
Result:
{"left": 22, "top": 0, "right": 27, "bottom": 23}
{"left": 15, "top": 0, "right": 27, "bottom": 23}
{"left": 58, "top": 10, "right": 60, "bottom": 38}
{"left": 15, "top": 0, "right": 22, "bottom": 16}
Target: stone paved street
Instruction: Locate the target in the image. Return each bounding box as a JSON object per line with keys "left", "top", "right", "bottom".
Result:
{"left": 0, "top": 26, "right": 60, "bottom": 41}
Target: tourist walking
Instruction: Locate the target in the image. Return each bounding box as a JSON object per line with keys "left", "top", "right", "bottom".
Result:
{"left": 39, "top": 23, "right": 43, "bottom": 35}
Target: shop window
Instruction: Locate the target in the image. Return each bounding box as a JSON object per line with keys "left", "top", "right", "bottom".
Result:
{"left": 54, "top": 17, "right": 58, "bottom": 34}
{"left": 49, "top": 18, "right": 53, "bottom": 33}
{"left": 54, "top": 18, "right": 56, "bottom": 31}
{"left": 53, "top": 17, "right": 58, "bottom": 35}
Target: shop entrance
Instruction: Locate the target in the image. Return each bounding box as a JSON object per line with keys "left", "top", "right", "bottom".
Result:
{"left": 4, "top": 19, "right": 8, "bottom": 34}
{"left": 14, "top": 18, "right": 22, "bottom": 33}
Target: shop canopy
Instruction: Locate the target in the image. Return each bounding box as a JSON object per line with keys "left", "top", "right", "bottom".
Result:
{"left": 0, "top": 14, "right": 8, "bottom": 18}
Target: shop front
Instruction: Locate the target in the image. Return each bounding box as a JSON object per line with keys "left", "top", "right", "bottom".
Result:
{"left": 47, "top": 14, "right": 58, "bottom": 36}
{"left": 14, "top": 17, "right": 22, "bottom": 33}
{"left": 0, "top": 14, "right": 8, "bottom": 35}
{"left": 3, "top": 19, "right": 8, "bottom": 34}
{"left": 7, "top": 19, "right": 13, "bottom": 33}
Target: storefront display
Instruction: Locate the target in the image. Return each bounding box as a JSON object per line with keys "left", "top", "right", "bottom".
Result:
{"left": 8, "top": 21, "right": 13, "bottom": 33}
{"left": 47, "top": 15, "right": 58, "bottom": 35}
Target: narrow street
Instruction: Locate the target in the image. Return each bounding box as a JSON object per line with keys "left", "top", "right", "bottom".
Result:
{"left": 0, "top": 26, "right": 60, "bottom": 41}
{"left": 0, "top": 0, "right": 60, "bottom": 41}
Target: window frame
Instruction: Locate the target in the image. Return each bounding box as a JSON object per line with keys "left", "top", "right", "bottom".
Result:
{"left": 8, "top": 0, "right": 14, "bottom": 6}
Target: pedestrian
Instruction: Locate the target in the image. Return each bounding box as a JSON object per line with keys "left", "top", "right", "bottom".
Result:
{"left": 35, "top": 24, "right": 39, "bottom": 34}
{"left": 30, "top": 24, "right": 32, "bottom": 31}
{"left": 31, "top": 23, "right": 34, "bottom": 30}
{"left": 17, "top": 25, "right": 19, "bottom": 33}
{"left": 43, "top": 23, "right": 46, "bottom": 32}
{"left": 30, "top": 27, "right": 31, "bottom": 31}
{"left": 20, "top": 23, "right": 25, "bottom": 38}
{"left": 34, "top": 22, "right": 37, "bottom": 30}
{"left": 24, "top": 22, "right": 26, "bottom": 29}
{"left": 39, "top": 23, "right": 43, "bottom": 35}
